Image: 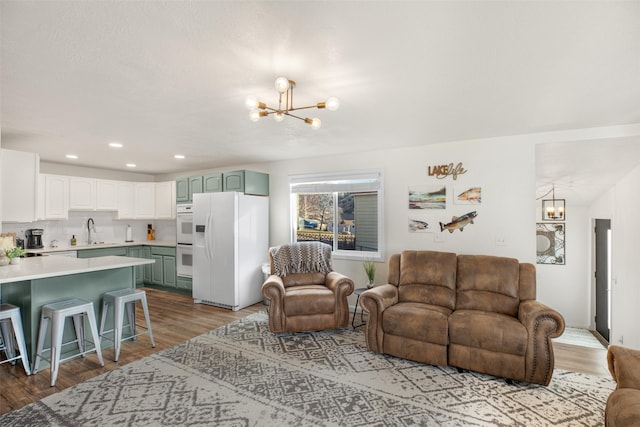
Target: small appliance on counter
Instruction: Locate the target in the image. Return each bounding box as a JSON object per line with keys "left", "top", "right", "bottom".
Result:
{"left": 26, "top": 229, "right": 44, "bottom": 249}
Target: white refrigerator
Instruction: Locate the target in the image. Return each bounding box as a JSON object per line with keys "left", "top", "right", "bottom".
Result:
{"left": 192, "top": 191, "right": 269, "bottom": 311}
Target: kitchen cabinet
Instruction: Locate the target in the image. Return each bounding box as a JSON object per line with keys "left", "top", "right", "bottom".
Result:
{"left": 69, "top": 178, "right": 96, "bottom": 210}
{"left": 1, "top": 149, "right": 39, "bottom": 223}
{"left": 142, "top": 246, "right": 152, "bottom": 283}
{"left": 133, "top": 182, "right": 155, "bottom": 219}
{"left": 116, "top": 181, "right": 133, "bottom": 219}
{"left": 223, "top": 170, "right": 269, "bottom": 195}
{"left": 176, "top": 177, "right": 190, "bottom": 203}
{"left": 189, "top": 176, "right": 203, "bottom": 197}
{"left": 155, "top": 181, "right": 176, "bottom": 219}
{"left": 126, "top": 246, "right": 146, "bottom": 286}
{"left": 96, "top": 180, "right": 118, "bottom": 210}
{"left": 203, "top": 173, "right": 223, "bottom": 193}
{"left": 77, "top": 246, "right": 128, "bottom": 258}
{"left": 41, "top": 174, "right": 69, "bottom": 220}
{"left": 150, "top": 246, "right": 176, "bottom": 288}
{"left": 176, "top": 276, "right": 192, "bottom": 291}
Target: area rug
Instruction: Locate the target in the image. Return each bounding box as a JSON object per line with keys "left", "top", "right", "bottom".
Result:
{"left": 0, "top": 311, "right": 615, "bottom": 426}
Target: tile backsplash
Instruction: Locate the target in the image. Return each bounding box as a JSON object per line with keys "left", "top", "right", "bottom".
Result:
{"left": 2, "top": 211, "right": 176, "bottom": 248}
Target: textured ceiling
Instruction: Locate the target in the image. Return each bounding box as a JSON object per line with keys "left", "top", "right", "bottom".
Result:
{"left": 2, "top": 1, "right": 639, "bottom": 205}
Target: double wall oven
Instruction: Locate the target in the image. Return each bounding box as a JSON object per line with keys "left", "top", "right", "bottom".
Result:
{"left": 176, "top": 204, "right": 193, "bottom": 278}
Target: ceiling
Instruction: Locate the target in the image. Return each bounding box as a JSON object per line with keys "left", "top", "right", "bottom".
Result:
{"left": 2, "top": 1, "right": 639, "bottom": 206}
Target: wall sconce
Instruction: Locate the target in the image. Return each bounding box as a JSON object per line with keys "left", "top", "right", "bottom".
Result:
{"left": 541, "top": 184, "right": 566, "bottom": 221}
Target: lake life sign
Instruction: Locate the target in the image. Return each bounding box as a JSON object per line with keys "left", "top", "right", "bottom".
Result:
{"left": 427, "top": 162, "right": 467, "bottom": 180}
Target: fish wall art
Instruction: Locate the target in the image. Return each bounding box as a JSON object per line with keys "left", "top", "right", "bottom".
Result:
{"left": 439, "top": 211, "right": 478, "bottom": 233}
{"left": 455, "top": 186, "right": 482, "bottom": 204}
{"left": 408, "top": 186, "right": 446, "bottom": 209}
{"left": 408, "top": 216, "right": 431, "bottom": 232}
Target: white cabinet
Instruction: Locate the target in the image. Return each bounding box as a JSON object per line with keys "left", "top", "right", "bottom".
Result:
{"left": 155, "top": 181, "right": 176, "bottom": 219}
{"left": 96, "top": 180, "right": 118, "bottom": 210}
{"left": 41, "top": 174, "right": 69, "bottom": 220}
{"left": 133, "top": 183, "right": 156, "bottom": 219}
{"left": 116, "top": 181, "right": 133, "bottom": 219}
{"left": 68, "top": 177, "right": 96, "bottom": 210}
{"left": 1, "top": 149, "right": 39, "bottom": 223}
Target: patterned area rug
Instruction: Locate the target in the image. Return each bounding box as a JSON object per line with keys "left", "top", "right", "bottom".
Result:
{"left": 1, "top": 311, "right": 615, "bottom": 426}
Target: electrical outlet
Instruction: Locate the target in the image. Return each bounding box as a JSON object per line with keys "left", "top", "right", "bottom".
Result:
{"left": 434, "top": 233, "right": 446, "bottom": 243}
{"left": 619, "top": 336, "right": 624, "bottom": 345}
{"left": 495, "top": 235, "right": 506, "bottom": 246}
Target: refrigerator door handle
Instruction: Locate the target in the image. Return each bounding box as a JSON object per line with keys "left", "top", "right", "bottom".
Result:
{"left": 205, "top": 213, "right": 213, "bottom": 260}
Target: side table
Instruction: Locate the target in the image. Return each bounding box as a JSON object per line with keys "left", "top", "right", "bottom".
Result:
{"left": 352, "top": 287, "right": 369, "bottom": 329}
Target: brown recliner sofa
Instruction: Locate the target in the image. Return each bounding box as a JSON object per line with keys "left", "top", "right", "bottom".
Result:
{"left": 360, "top": 250, "right": 565, "bottom": 385}
{"left": 262, "top": 242, "right": 354, "bottom": 333}
{"left": 606, "top": 345, "right": 640, "bottom": 426}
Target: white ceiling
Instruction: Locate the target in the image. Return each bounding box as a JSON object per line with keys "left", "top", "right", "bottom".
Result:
{"left": 2, "top": 1, "right": 639, "bottom": 205}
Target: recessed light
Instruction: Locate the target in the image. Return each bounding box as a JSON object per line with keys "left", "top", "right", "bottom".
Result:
{"left": 126, "top": 163, "right": 136, "bottom": 168}
{"left": 109, "top": 142, "right": 123, "bottom": 148}
{"left": 174, "top": 154, "right": 185, "bottom": 159}
{"left": 66, "top": 154, "right": 78, "bottom": 159}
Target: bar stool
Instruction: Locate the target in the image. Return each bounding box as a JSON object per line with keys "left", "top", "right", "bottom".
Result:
{"left": 32, "top": 298, "right": 104, "bottom": 387}
{"left": 0, "top": 303, "right": 31, "bottom": 375}
{"left": 99, "top": 288, "right": 155, "bottom": 362}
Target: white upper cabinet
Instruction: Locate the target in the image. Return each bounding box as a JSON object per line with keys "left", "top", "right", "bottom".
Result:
{"left": 116, "top": 181, "right": 133, "bottom": 219}
{"left": 1, "top": 149, "right": 39, "bottom": 223}
{"left": 96, "top": 179, "right": 118, "bottom": 210}
{"left": 41, "top": 174, "right": 69, "bottom": 220}
{"left": 133, "top": 182, "right": 156, "bottom": 219}
{"left": 68, "top": 177, "right": 96, "bottom": 210}
{"left": 155, "top": 181, "right": 176, "bottom": 219}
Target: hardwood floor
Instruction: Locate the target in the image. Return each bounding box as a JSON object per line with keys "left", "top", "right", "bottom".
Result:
{"left": 0, "top": 287, "right": 611, "bottom": 416}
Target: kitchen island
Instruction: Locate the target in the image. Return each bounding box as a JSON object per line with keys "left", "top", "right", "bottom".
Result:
{"left": 0, "top": 255, "right": 155, "bottom": 361}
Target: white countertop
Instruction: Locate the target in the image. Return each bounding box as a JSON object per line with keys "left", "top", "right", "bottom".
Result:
{"left": 0, "top": 255, "right": 155, "bottom": 284}
{"left": 26, "top": 240, "right": 176, "bottom": 255}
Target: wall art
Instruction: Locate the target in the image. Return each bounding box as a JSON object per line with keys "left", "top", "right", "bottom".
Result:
{"left": 408, "top": 215, "right": 433, "bottom": 233}
{"left": 439, "top": 211, "right": 478, "bottom": 233}
{"left": 408, "top": 186, "right": 446, "bottom": 209}
{"left": 454, "top": 186, "right": 482, "bottom": 204}
{"left": 536, "top": 223, "right": 565, "bottom": 265}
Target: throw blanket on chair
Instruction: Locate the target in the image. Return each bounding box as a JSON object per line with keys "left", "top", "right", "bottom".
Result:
{"left": 270, "top": 242, "right": 333, "bottom": 277}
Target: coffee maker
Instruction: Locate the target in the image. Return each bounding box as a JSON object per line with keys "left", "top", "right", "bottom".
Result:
{"left": 26, "top": 229, "right": 44, "bottom": 249}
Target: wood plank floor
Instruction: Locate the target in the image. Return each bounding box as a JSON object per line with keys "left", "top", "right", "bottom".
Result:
{"left": 0, "top": 287, "right": 611, "bottom": 416}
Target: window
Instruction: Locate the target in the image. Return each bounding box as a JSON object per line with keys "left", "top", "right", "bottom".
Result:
{"left": 289, "top": 170, "right": 384, "bottom": 261}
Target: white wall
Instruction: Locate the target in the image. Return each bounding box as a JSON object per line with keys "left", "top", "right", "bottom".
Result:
{"left": 265, "top": 138, "right": 539, "bottom": 305}
{"left": 609, "top": 165, "right": 640, "bottom": 348}
{"left": 536, "top": 204, "right": 591, "bottom": 328}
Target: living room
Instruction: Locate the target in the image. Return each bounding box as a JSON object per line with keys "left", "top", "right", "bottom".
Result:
{"left": 1, "top": 1, "right": 639, "bottom": 425}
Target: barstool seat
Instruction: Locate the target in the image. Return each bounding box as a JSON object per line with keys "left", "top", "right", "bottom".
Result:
{"left": 99, "top": 288, "right": 155, "bottom": 362}
{"left": 32, "top": 298, "right": 104, "bottom": 387}
{"left": 0, "top": 303, "right": 31, "bottom": 375}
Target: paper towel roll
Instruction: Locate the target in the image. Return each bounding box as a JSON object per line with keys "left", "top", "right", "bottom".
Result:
{"left": 126, "top": 225, "right": 133, "bottom": 242}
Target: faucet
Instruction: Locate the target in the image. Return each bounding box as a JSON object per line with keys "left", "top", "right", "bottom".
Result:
{"left": 87, "top": 218, "right": 95, "bottom": 244}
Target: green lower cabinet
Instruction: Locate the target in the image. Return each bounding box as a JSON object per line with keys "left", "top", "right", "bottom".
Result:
{"left": 149, "top": 246, "right": 177, "bottom": 288}
{"left": 142, "top": 247, "right": 152, "bottom": 283}
{"left": 126, "top": 246, "right": 145, "bottom": 286}
{"left": 176, "top": 276, "right": 192, "bottom": 291}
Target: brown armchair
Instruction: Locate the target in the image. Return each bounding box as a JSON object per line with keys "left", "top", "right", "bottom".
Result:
{"left": 261, "top": 242, "right": 354, "bottom": 333}
{"left": 606, "top": 345, "right": 640, "bottom": 426}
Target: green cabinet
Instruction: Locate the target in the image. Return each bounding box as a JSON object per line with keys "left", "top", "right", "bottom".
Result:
{"left": 150, "top": 246, "right": 176, "bottom": 288}
{"left": 203, "top": 173, "right": 223, "bottom": 193}
{"left": 176, "top": 177, "right": 190, "bottom": 203}
{"left": 177, "top": 276, "right": 192, "bottom": 291}
{"left": 223, "top": 170, "right": 269, "bottom": 195}
{"left": 142, "top": 246, "right": 152, "bottom": 283}
{"left": 77, "top": 246, "right": 128, "bottom": 258}
{"left": 178, "top": 170, "right": 268, "bottom": 203}
{"left": 126, "top": 246, "right": 145, "bottom": 286}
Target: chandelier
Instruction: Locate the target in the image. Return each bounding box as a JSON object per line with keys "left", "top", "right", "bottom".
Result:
{"left": 541, "top": 184, "right": 566, "bottom": 221}
{"left": 245, "top": 77, "right": 339, "bottom": 129}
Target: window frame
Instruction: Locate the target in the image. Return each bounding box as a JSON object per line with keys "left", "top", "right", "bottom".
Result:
{"left": 289, "top": 169, "right": 384, "bottom": 261}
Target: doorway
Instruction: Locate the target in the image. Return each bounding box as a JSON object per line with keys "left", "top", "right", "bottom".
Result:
{"left": 594, "top": 218, "right": 611, "bottom": 343}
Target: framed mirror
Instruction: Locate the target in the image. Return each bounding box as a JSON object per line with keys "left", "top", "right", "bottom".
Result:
{"left": 536, "top": 223, "right": 565, "bottom": 265}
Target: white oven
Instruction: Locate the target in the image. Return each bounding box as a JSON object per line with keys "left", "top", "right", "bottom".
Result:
{"left": 176, "top": 244, "right": 193, "bottom": 278}
{"left": 176, "top": 204, "right": 193, "bottom": 245}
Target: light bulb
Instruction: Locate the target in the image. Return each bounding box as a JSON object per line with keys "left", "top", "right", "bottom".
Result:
{"left": 273, "top": 112, "right": 285, "bottom": 122}
{"left": 310, "top": 118, "right": 321, "bottom": 129}
{"left": 275, "top": 77, "right": 290, "bottom": 94}
{"left": 249, "top": 110, "right": 261, "bottom": 122}
{"left": 325, "top": 97, "right": 340, "bottom": 111}
{"left": 245, "top": 97, "right": 257, "bottom": 110}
